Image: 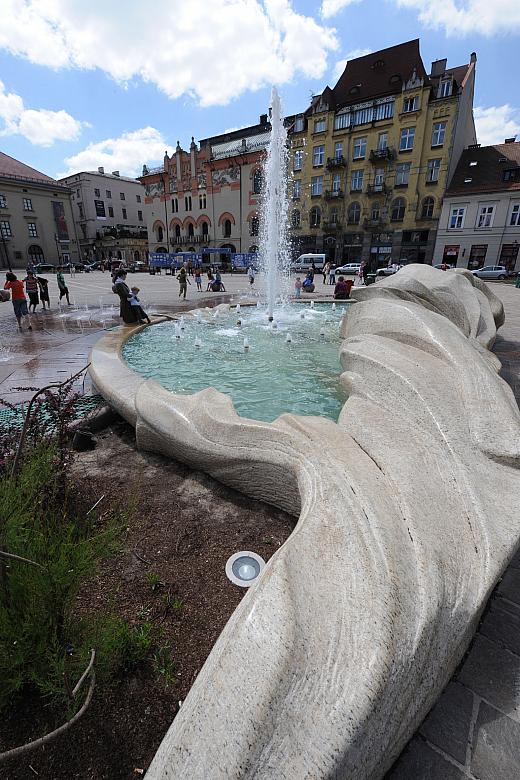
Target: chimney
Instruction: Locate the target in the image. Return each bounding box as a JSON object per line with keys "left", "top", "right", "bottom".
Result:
{"left": 111, "top": 171, "right": 120, "bottom": 177}
{"left": 260, "top": 113, "right": 268, "bottom": 125}
{"left": 98, "top": 166, "right": 104, "bottom": 174}
{"left": 430, "top": 58, "right": 447, "bottom": 77}
{"left": 470, "top": 52, "right": 477, "bottom": 64}
{"left": 504, "top": 137, "right": 517, "bottom": 144}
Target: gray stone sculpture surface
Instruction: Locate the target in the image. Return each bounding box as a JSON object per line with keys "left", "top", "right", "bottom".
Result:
{"left": 89, "top": 265, "right": 520, "bottom": 779}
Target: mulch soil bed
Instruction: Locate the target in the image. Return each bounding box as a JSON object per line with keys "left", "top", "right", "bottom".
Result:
{"left": 0, "top": 422, "right": 294, "bottom": 779}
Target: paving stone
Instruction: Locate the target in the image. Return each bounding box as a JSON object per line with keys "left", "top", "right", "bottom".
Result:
{"left": 471, "top": 701, "right": 520, "bottom": 779}
{"left": 386, "top": 737, "right": 465, "bottom": 779}
{"left": 458, "top": 635, "right": 520, "bottom": 719}
{"left": 419, "top": 682, "right": 473, "bottom": 765}
{"left": 497, "top": 569, "right": 520, "bottom": 605}
{"left": 480, "top": 601, "right": 520, "bottom": 656}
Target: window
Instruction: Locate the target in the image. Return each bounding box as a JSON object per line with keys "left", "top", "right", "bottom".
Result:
{"left": 108, "top": 206, "right": 114, "bottom": 217}
{"left": 374, "top": 168, "right": 385, "bottom": 188}
{"left": 421, "top": 197, "right": 434, "bottom": 219}
{"left": 313, "top": 146, "right": 325, "bottom": 166}
{"left": 172, "top": 198, "right": 179, "bottom": 213}
{"left": 332, "top": 173, "right": 341, "bottom": 192}
{"left": 199, "top": 193, "right": 207, "bottom": 209}
{"left": 439, "top": 79, "right": 452, "bottom": 98}
{"left": 371, "top": 202, "right": 381, "bottom": 220}
{"left": 106, "top": 190, "right": 112, "bottom": 198}
{"left": 311, "top": 176, "right": 323, "bottom": 196}
{"left": 27, "top": 222, "right": 38, "bottom": 237}
{"left": 175, "top": 225, "right": 181, "bottom": 238}
{"left": 351, "top": 169, "right": 364, "bottom": 191}
{"left": 253, "top": 170, "right": 263, "bottom": 194}
{"left": 120, "top": 192, "right": 125, "bottom": 200}
{"left": 224, "top": 219, "right": 232, "bottom": 237}
{"left": 94, "top": 188, "right": 100, "bottom": 197}
{"left": 477, "top": 205, "right": 495, "bottom": 228}
{"left": 468, "top": 245, "right": 487, "bottom": 270}
{"left": 134, "top": 209, "right": 142, "bottom": 222}
{"left": 293, "top": 150, "right": 303, "bottom": 170}
{"left": 0, "top": 220, "right": 11, "bottom": 237}
{"left": 449, "top": 207, "right": 465, "bottom": 229}
{"left": 334, "top": 112, "right": 350, "bottom": 130}
{"left": 310, "top": 206, "right": 321, "bottom": 227}
{"left": 347, "top": 202, "right": 361, "bottom": 224}
{"left": 510, "top": 203, "right": 520, "bottom": 226}
{"left": 78, "top": 203, "right": 85, "bottom": 219}
{"left": 432, "top": 122, "right": 446, "bottom": 147}
{"left": 353, "top": 137, "right": 367, "bottom": 159}
{"left": 395, "top": 163, "right": 411, "bottom": 186}
{"left": 188, "top": 223, "right": 194, "bottom": 237}
{"left": 293, "top": 180, "right": 301, "bottom": 199}
{"left": 94, "top": 200, "right": 106, "bottom": 217}
{"left": 22, "top": 197, "right": 33, "bottom": 211}
{"left": 399, "top": 127, "right": 415, "bottom": 151}
{"left": 330, "top": 207, "right": 338, "bottom": 224}
{"left": 391, "top": 197, "right": 406, "bottom": 221}
{"left": 374, "top": 101, "right": 394, "bottom": 121}
{"left": 202, "top": 221, "right": 209, "bottom": 236}
{"left": 314, "top": 118, "right": 326, "bottom": 133}
{"left": 250, "top": 216, "right": 259, "bottom": 236}
{"left": 427, "top": 159, "right": 441, "bottom": 183}
{"left": 503, "top": 169, "right": 520, "bottom": 182}
{"left": 403, "top": 96, "right": 419, "bottom": 113}
{"left": 185, "top": 195, "right": 192, "bottom": 210}
{"left": 0, "top": 195, "right": 6, "bottom": 208}
{"left": 136, "top": 194, "right": 141, "bottom": 203}
{"left": 377, "top": 133, "right": 388, "bottom": 151}
{"left": 157, "top": 225, "right": 164, "bottom": 242}
{"left": 294, "top": 117, "right": 304, "bottom": 132}
{"left": 122, "top": 207, "right": 128, "bottom": 219}
{"left": 334, "top": 142, "right": 343, "bottom": 160}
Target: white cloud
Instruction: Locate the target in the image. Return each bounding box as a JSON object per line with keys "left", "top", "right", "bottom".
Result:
{"left": 474, "top": 105, "right": 520, "bottom": 147}
{"left": 396, "top": 0, "right": 520, "bottom": 34}
{"left": 321, "top": 0, "right": 361, "bottom": 19}
{"left": 333, "top": 48, "right": 372, "bottom": 80}
{"left": 58, "top": 127, "right": 168, "bottom": 178}
{"left": 0, "top": 80, "right": 84, "bottom": 146}
{"left": 0, "top": 0, "right": 338, "bottom": 107}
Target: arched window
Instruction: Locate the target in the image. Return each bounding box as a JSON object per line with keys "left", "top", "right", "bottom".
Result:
{"left": 188, "top": 222, "right": 194, "bottom": 237}
{"left": 250, "top": 216, "right": 259, "bottom": 236}
{"left": 156, "top": 246, "right": 167, "bottom": 254}
{"left": 391, "top": 197, "right": 406, "bottom": 222}
{"left": 28, "top": 245, "right": 44, "bottom": 262}
{"left": 371, "top": 202, "right": 381, "bottom": 221}
{"left": 224, "top": 219, "right": 232, "bottom": 238}
{"left": 253, "top": 170, "right": 263, "bottom": 195}
{"left": 156, "top": 225, "right": 164, "bottom": 242}
{"left": 421, "top": 196, "right": 434, "bottom": 219}
{"left": 175, "top": 224, "right": 181, "bottom": 238}
{"left": 201, "top": 221, "right": 209, "bottom": 236}
{"left": 292, "top": 210, "right": 301, "bottom": 228}
{"left": 310, "top": 206, "right": 321, "bottom": 228}
{"left": 347, "top": 202, "right": 361, "bottom": 224}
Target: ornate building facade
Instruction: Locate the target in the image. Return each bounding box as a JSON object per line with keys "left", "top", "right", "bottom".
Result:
{"left": 287, "top": 40, "right": 477, "bottom": 268}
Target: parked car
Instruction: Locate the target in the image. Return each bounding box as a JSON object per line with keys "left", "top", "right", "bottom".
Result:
{"left": 290, "top": 253, "right": 326, "bottom": 272}
{"left": 33, "top": 263, "right": 56, "bottom": 274}
{"left": 433, "top": 263, "right": 455, "bottom": 270}
{"left": 336, "top": 263, "right": 361, "bottom": 275}
{"left": 128, "top": 261, "right": 148, "bottom": 273}
{"left": 376, "top": 263, "right": 402, "bottom": 277}
{"left": 471, "top": 265, "right": 508, "bottom": 280}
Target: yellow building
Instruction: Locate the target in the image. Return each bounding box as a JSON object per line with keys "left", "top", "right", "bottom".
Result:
{"left": 288, "top": 40, "right": 476, "bottom": 268}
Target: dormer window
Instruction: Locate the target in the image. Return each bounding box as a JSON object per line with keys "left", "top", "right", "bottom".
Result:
{"left": 464, "top": 178, "right": 472, "bottom": 183}
{"left": 469, "top": 161, "right": 477, "bottom": 166}
{"left": 403, "top": 96, "right": 419, "bottom": 113}
{"left": 503, "top": 169, "right": 520, "bottom": 182}
{"left": 349, "top": 86, "right": 360, "bottom": 96}
{"left": 372, "top": 59, "right": 385, "bottom": 69}
{"left": 389, "top": 74, "right": 401, "bottom": 84}
{"left": 294, "top": 117, "right": 304, "bottom": 132}
{"left": 439, "top": 79, "right": 452, "bottom": 98}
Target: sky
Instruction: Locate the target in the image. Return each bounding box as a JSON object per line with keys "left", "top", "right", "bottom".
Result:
{"left": 0, "top": 0, "right": 519, "bottom": 181}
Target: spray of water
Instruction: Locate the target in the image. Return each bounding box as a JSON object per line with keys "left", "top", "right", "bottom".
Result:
{"left": 259, "top": 86, "right": 290, "bottom": 319}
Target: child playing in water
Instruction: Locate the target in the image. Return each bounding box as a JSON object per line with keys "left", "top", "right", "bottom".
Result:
{"left": 127, "top": 286, "right": 151, "bottom": 324}
{"left": 294, "top": 277, "right": 302, "bottom": 299}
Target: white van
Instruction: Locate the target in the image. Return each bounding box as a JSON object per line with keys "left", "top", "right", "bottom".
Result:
{"left": 291, "top": 253, "right": 326, "bottom": 272}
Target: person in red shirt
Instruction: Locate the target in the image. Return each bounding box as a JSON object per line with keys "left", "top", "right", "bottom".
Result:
{"left": 334, "top": 275, "right": 352, "bottom": 300}
{"left": 4, "top": 272, "right": 32, "bottom": 331}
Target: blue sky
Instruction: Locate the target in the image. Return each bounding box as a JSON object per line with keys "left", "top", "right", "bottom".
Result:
{"left": 0, "top": 0, "right": 518, "bottom": 180}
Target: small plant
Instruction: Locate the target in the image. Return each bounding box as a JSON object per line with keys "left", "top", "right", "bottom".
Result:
{"left": 161, "top": 591, "right": 184, "bottom": 616}
{"left": 153, "top": 643, "right": 177, "bottom": 686}
{"left": 86, "top": 617, "right": 153, "bottom": 681}
{"left": 146, "top": 570, "right": 163, "bottom": 593}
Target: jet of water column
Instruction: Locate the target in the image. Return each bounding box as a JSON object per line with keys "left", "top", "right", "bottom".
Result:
{"left": 259, "top": 86, "right": 290, "bottom": 320}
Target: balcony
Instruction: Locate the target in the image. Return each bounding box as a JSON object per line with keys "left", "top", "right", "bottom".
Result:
{"left": 181, "top": 234, "right": 208, "bottom": 244}
{"left": 363, "top": 218, "right": 388, "bottom": 229}
{"left": 366, "top": 184, "right": 391, "bottom": 196}
{"left": 369, "top": 148, "right": 395, "bottom": 163}
{"left": 322, "top": 220, "right": 342, "bottom": 230}
{"left": 324, "top": 189, "right": 344, "bottom": 200}
{"left": 326, "top": 155, "right": 346, "bottom": 169}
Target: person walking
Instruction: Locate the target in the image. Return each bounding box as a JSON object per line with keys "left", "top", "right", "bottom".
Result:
{"left": 195, "top": 268, "right": 202, "bottom": 291}
{"left": 328, "top": 263, "right": 336, "bottom": 285}
{"left": 177, "top": 266, "right": 190, "bottom": 299}
{"left": 323, "top": 261, "right": 330, "bottom": 285}
{"left": 37, "top": 276, "right": 50, "bottom": 310}
{"left": 56, "top": 266, "right": 71, "bottom": 305}
{"left": 24, "top": 271, "right": 40, "bottom": 313}
{"left": 248, "top": 265, "right": 255, "bottom": 286}
{"left": 357, "top": 261, "right": 366, "bottom": 286}
{"left": 4, "top": 272, "right": 32, "bottom": 331}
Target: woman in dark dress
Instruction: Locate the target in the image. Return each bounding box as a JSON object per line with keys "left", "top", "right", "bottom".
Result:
{"left": 113, "top": 270, "right": 138, "bottom": 324}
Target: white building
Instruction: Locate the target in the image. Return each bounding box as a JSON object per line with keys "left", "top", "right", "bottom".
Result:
{"left": 434, "top": 139, "right": 520, "bottom": 272}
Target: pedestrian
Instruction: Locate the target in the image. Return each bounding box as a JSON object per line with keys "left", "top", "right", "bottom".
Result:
{"left": 206, "top": 270, "right": 214, "bottom": 291}
{"left": 112, "top": 270, "right": 138, "bottom": 323}
{"left": 127, "top": 286, "right": 151, "bottom": 324}
{"left": 69, "top": 261, "right": 76, "bottom": 277}
{"left": 248, "top": 265, "right": 255, "bottom": 286}
{"left": 4, "top": 272, "right": 32, "bottom": 331}
{"left": 177, "top": 266, "right": 190, "bottom": 299}
{"left": 24, "top": 271, "right": 40, "bottom": 313}
{"left": 195, "top": 268, "right": 202, "bottom": 291}
{"left": 56, "top": 266, "right": 71, "bottom": 305}
{"left": 328, "top": 263, "right": 336, "bottom": 285}
{"left": 294, "top": 277, "right": 302, "bottom": 299}
{"left": 334, "top": 276, "right": 352, "bottom": 300}
{"left": 357, "top": 261, "right": 366, "bottom": 286}
{"left": 323, "top": 261, "right": 330, "bottom": 284}
{"left": 37, "top": 276, "right": 50, "bottom": 310}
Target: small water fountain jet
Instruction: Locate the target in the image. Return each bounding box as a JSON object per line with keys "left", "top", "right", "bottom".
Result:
{"left": 174, "top": 324, "right": 181, "bottom": 339}
{"left": 310, "top": 301, "right": 315, "bottom": 309}
{"left": 236, "top": 304, "right": 241, "bottom": 313}
{"left": 300, "top": 311, "right": 305, "bottom": 319}
{"left": 332, "top": 302, "right": 336, "bottom": 311}
{"left": 286, "top": 332, "right": 292, "bottom": 343}
{"left": 194, "top": 337, "right": 202, "bottom": 348}
{"left": 243, "top": 337, "right": 250, "bottom": 351}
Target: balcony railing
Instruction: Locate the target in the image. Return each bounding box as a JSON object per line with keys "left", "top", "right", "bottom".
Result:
{"left": 324, "top": 189, "right": 344, "bottom": 200}
{"left": 326, "top": 155, "right": 346, "bottom": 169}
{"left": 322, "top": 220, "right": 342, "bottom": 230}
{"left": 363, "top": 217, "right": 388, "bottom": 228}
{"left": 178, "top": 234, "right": 209, "bottom": 244}
{"left": 369, "top": 148, "right": 395, "bottom": 163}
{"left": 366, "top": 183, "right": 391, "bottom": 196}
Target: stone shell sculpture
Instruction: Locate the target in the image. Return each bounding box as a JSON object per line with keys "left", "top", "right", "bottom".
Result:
{"left": 89, "top": 265, "right": 520, "bottom": 779}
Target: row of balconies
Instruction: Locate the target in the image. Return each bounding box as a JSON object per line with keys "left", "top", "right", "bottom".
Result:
{"left": 308, "top": 184, "right": 391, "bottom": 200}
{"left": 301, "top": 148, "right": 397, "bottom": 175}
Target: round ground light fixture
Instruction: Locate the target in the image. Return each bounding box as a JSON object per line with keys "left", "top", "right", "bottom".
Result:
{"left": 225, "top": 551, "right": 266, "bottom": 588}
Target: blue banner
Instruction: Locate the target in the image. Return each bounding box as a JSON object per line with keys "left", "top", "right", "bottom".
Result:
{"left": 231, "top": 252, "right": 259, "bottom": 268}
